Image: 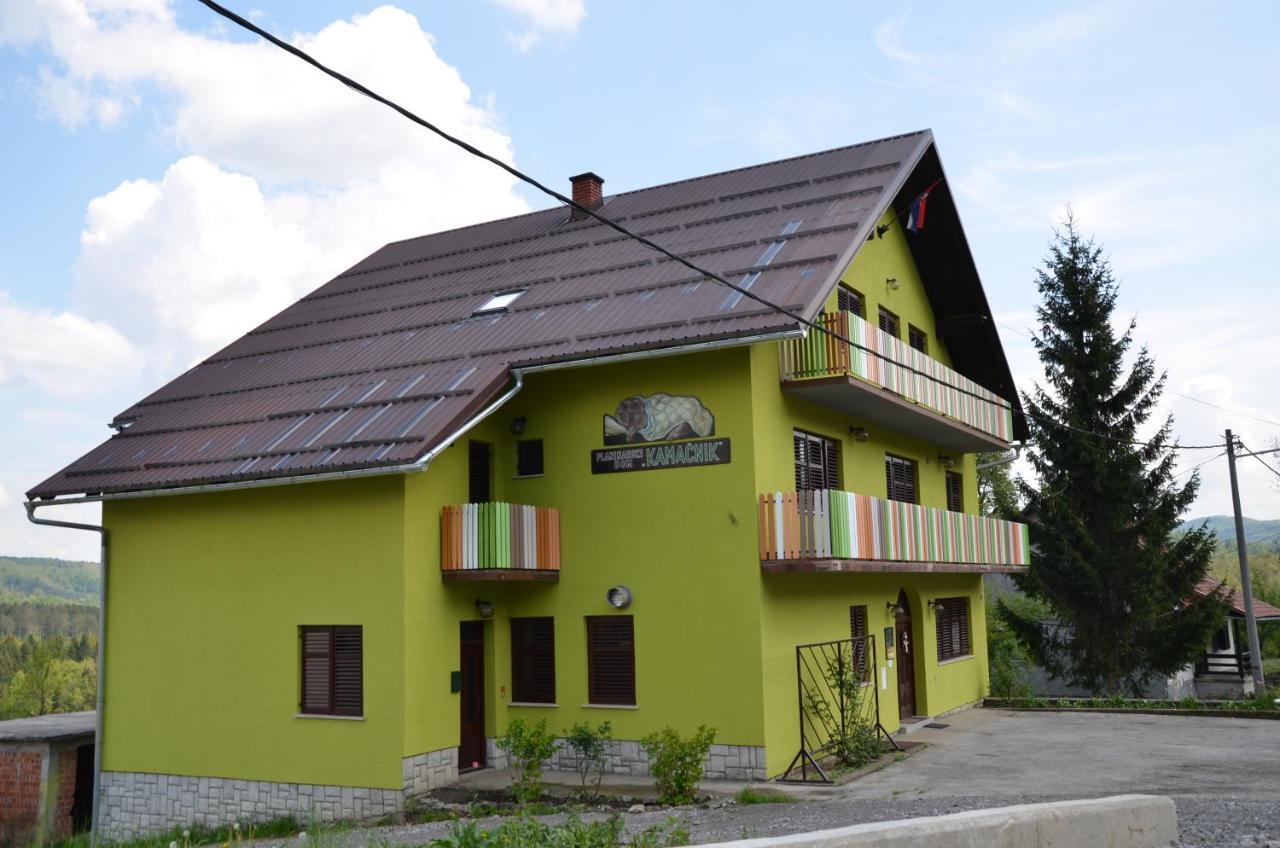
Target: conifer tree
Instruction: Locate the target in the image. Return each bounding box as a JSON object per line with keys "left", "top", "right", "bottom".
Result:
{"left": 999, "top": 216, "right": 1227, "bottom": 694}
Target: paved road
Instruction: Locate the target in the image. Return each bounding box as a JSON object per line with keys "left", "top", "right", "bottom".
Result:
{"left": 834, "top": 708, "right": 1280, "bottom": 801}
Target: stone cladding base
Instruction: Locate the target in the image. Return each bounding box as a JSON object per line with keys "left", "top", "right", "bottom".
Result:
{"left": 101, "top": 747, "right": 458, "bottom": 841}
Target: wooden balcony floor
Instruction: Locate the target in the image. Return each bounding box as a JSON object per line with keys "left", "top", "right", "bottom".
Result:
{"left": 762, "top": 558, "right": 1028, "bottom": 575}
{"left": 442, "top": 569, "right": 559, "bottom": 583}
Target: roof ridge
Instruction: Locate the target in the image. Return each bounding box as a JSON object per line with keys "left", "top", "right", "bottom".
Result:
{"left": 369, "top": 129, "right": 931, "bottom": 255}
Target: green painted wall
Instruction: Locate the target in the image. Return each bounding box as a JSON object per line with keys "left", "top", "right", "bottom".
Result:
{"left": 101, "top": 477, "right": 406, "bottom": 789}
{"left": 402, "top": 347, "right": 768, "bottom": 757}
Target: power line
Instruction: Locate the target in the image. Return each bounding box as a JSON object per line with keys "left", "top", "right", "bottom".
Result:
{"left": 1238, "top": 441, "right": 1280, "bottom": 482}
{"left": 194, "top": 0, "right": 1226, "bottom": 454}
{"left": 1239, "top": 446, "right": 1280, "bottom": 459}
{"left": 1170, "top": 393, "right": 1280, "bottom": 428}
{"left": 1174, "top": 450, "right": 1226, "bottom": 479}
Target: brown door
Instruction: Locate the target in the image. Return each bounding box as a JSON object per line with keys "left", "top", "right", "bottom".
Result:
{"left": 895, "top": 591, "right": 917, "bottom": 719}
{"left": 459, "top": 621, "right": 486, "bottom": 770}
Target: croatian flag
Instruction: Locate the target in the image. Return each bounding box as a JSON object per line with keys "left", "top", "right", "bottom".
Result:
{"left": 905, "top": 182, "right": 940, "bottom": 233}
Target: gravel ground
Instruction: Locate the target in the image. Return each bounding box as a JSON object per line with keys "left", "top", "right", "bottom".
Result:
{"left": 304, "top": 794, "right": 1278, "bottom": 847}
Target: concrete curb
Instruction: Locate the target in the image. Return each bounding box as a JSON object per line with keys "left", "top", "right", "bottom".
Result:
{"left": 695, "top": 794, "right": 1177, "bottom": 847}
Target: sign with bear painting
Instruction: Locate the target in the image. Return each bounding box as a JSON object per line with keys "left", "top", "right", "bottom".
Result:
{"left": 602, "top": 393, "right": 715, "bottom": 444}
{"left": 593, "top": 393, "right": 729, "bottom": 474}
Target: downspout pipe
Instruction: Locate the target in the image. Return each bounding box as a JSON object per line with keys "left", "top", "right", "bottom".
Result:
{"left": 24, "top": 501, "right": 108, "bottom": 848}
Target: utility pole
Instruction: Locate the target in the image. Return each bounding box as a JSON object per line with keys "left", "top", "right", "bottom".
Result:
{"left": 1225, "top": 429, "right": 1265, "bottom": 691}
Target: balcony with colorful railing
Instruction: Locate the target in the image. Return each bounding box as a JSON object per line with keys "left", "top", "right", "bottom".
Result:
{"left": 778, "top": 310, "right": 1015, "bottom": 453}
{"left": 440, "top": 502, "right": 561, "bottom": 582}
{"left": 758, "top": 489, "right": 1030, "bottom": 574}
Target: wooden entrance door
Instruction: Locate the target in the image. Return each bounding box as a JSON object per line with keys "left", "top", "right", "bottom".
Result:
{"left": 459, "top": 621, "right": 486, "bottom": 770}
{"left": 895, "top": 591, "right": 917, "bottom": 718}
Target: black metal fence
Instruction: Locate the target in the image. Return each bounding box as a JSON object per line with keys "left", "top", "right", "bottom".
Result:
{"left": 780, "top": 635, "right": 898, "bottom": 783}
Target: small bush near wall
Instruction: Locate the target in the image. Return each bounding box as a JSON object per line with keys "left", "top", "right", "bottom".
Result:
{"left": 641, "top": 726, "right": 716, "bottom": 806}
{"left": 428, "top": 814, "right": 689, "bottom": 847}
{"left": 497, "top": 719, "right": 558, "bottom": 803}
{"left": 565, "top": 720, "right": 612, "bottom": 800}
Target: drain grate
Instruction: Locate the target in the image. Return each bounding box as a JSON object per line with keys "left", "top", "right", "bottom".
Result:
{"left": 924, "top": 722, "right": 950, "bottom": 729}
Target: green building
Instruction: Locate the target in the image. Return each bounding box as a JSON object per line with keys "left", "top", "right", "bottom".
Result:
{"left": 28, "top": 130, "right": 1030, "bottom": 839}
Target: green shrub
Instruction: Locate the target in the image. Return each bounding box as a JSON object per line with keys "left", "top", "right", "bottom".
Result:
{"left": 429, "top": 814, "right": 687, "bottom": 847}
{"left": 496, "top": 718, "right": 558, "bottom": 803}
{"left": 985, "top": 594, "right": 1033, "bottom": 699}
{"left": 565, "top": 720, "right": 612, "bottom": 800}
{"left": 641, "top": 726, "right": 716, "bottom": 806}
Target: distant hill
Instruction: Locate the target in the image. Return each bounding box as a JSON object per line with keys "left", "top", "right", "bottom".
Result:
{"left": 1178, "top": 516, "right": 1280, "bottom": 548}
{"left": 0, "top": 556, "right": 100, "bottom": 604}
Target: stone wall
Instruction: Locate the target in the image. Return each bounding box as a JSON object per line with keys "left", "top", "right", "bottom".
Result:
{"left": 486, "top": 737, "right": 767, "bottom": 782}
{"left": 100, "top": 746, "right": 458, "bottom": 842}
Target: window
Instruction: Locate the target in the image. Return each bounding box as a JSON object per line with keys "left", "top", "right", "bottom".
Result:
{"left": 469, "top": 441, "right": 492, "bottom": 502}
{"left": 849, "top": 605, "right": 868, "bottom": 641}
{"left": 935, "top": 598, "right": 972, "bottom": 662}
{"left": 837, "top": 285, "right": 865, "bottom": 318}
{"left": 300, "top": 626, "right": 363, "bottom": 716}
{"left": 1211, "top": 625, "right": 1232, "bottom": 654}
{"left": 586, "top": 616, "right": 635, "bottom": 705}
{"left": 908, "top": 325, "right": 928, "bottom": 353}
{"left": 884, "top": 454, "right": 918, "bottom": 504}
{"left": 945, "top": 471, "right": 964, "bottom": 512}
{"left": 516, "top": 439, "right": 544, "bottom": 477}
{"left": 794, "top": 430, "right": 840, "bottom": 491}
{"left": 510, "top": 617, "right": 555, "bottom": 704}
{"left": 878, "top": 306, "right": 900, "bottom": 338}
{"left": 473, "top": 290, "right": 526, "bottom": 315}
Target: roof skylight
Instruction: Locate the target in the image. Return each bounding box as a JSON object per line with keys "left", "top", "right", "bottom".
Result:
{"left": 473, "top": 289, "right": 526, "bottom": 315}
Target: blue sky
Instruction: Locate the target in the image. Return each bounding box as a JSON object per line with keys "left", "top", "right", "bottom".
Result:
{"left": 2, "top": 0, "right": 1278, "bottom": 559}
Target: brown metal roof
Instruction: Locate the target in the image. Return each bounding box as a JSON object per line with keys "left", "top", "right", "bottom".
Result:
{"left": 1194, "top": 578, "right": 1280, "bottom": 621}
{"left": 29, "top": 130, "right": 1012, "bottom": 500}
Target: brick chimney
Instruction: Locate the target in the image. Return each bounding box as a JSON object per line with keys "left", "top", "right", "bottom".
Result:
{"left": 569, "top": 172, "right": 604, "bottom": 220}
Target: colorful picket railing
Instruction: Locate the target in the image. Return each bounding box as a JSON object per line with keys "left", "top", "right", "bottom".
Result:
{"left": 441, "top": 502, "right": 561, "bottom": 572}
{"left": 778, "top": 311, "right": 1015, "bottom": 443}
{"left": 758, "top": 489, "right": 1030, "bottom": 567}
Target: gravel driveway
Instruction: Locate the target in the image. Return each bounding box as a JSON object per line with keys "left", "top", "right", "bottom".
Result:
{"left": 317, "top": 709, "right": 1279, "bottom": 847}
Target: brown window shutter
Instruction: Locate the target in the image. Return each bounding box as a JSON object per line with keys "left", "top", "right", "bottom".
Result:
{"left": 837, "top": 285, "right": 865, "bottom": 318}
{"left": 945, "top": 471, "right": 963, "bottom": 512}
{"left": 935, "top": 598, "right": 971, "bottom": 662}
{"left": 332, "top": 626, "right": 363, "bottom": 716}
{"left": 469, "top": 441, "right": 492, "bottom": 502}
{"left": 586, "top": 616, "right": 635, "bottom": 706}
{"left": 511, "top": 617, "right": 556, "bottom": 704}
{"left": 300, "top": 625, "right": 363, "bottom": 716}
{"left": 795, "top": 430, "right": 840, "bottom": 491}
{"left": 823, "top": 438, "right": 840, "bottom": 490}
{"left": 516, "top": 439, "right": 544, "bottom": 477}
{"left": 793, "top": 431, "right": 807, "bottom": 491}
{"left": 908, "top": 325, "right": 927, "bottom": 353}
{"left": 878, "top": 307, "right": 899, "bottom": 338}
{"left": 849, "top": 605, "right": 868, "bottom": 640}
{"left": 885, "top": 455, "right": 918, "bottom": 504}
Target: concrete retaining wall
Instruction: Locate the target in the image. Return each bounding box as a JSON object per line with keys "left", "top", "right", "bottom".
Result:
{"left": 698, "top": 795, "right": 1176, "bottom": 848}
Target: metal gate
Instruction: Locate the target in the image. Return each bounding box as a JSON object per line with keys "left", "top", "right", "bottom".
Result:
{"left": 780, "top": 635, "right": 899, "bottom": 783}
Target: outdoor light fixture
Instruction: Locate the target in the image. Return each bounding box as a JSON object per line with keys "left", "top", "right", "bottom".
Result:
{"left": 475, "top": 599, "right": 495, "bottom": 619}
{"left": 511, "top": 416, "right": 527, "bottom": 435}
{"left": 938, "top": 455, "right": 955, "bottom": 469}
{"left": 850, "top": 427, "right": 870, "bottom": 443}
{"left": 886, "top": 600, "right": 904, "bottom": 616}
{"left": 886, "top": 277, "right": 901, "bottom": 291}
{"left": 928, "top": 599, "right": 945, "bottom": 615}
{"left": 606, "top": 585, "right": 633, "bottom": 609}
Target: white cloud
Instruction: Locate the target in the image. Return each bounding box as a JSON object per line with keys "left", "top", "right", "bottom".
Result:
{"left": 5, "top": 1, "right": 529, "bottom": 376}
{"left": 0, "top": 292, "right": 142, "bottom": 397}
{"left": 874, "top": 17, "right": 924, "bottom": 63}
{"left": 487, "top": 0, "right": 584, "bottom": 51}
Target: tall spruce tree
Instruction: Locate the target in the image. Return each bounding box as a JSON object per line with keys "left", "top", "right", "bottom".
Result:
{"left": 999, "top": 216, "right": 1227, "bottom": 694}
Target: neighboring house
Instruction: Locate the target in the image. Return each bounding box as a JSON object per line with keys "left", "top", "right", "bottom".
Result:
{"left": 1187, "top": 578, "right": 1280, "bottom": 699}
{"left": 28, "top": 130, "right": 1030, "bottom": 839}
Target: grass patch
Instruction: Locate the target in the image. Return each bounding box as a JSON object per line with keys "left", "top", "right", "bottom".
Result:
{"left": 734, "top": 787, "right": 794, "bottom": 805}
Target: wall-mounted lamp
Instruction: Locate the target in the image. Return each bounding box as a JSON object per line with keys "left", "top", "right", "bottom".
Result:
{"left": 938, "top": 455, "right": 955, "bottom": 469}
{"left": 885, "top": 277, "right": 901, "bottom": 291}
{"left": 886, "top": 600, "right": 904, "bottom": 616}
{"left": 606, "top": 585, "right": 633, "bottom": 609}
{"left": 849, "top": 427, "right": 870, "bottom": 443}
{"left": 511, "top": 416, "right": 527, "bottom": 435}
{"left": 475, "top": 599, "right": 495, "bottom": 619}
{"left": 928, "top": 598, "right": 945, "bottom": 615}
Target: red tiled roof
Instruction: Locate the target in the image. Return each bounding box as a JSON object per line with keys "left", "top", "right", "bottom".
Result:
{"left": 1194, "top": 578, "right": 1280, "bottom": 621}
{"left": 29, "top": 130, "right": 1013, "bottom": 500}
